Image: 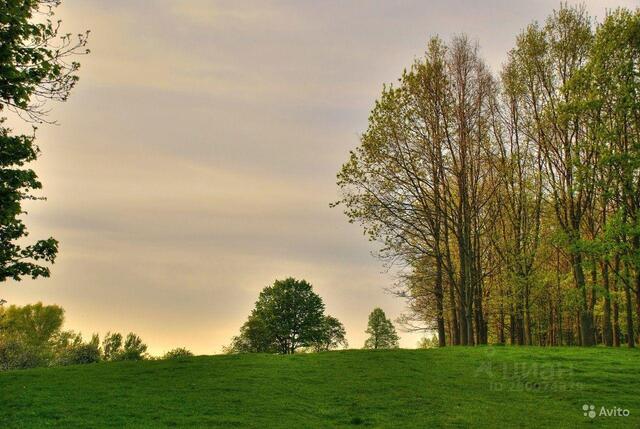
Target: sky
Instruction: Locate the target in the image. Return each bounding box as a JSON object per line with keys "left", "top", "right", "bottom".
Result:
{"left": 5, "top": 0, "right": 638, "bottom": 355}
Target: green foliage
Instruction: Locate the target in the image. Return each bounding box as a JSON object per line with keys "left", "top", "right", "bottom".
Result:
{"left": 162, "top": 347, "right": 193, "bottom": 360}
{"left": 0, "top": 302, "right": 64, "bottom": 346}
{"left": 0, "top": 0, "right": 89, "bottom": 117}
{"left": 53, "top": 331, "right": 101, "bottom": 366}
{"left": 0, "top": 302, "right": 64, "bottom": 369}
{"left": 417, "top": 335, "right": 439, "bottom": 349}
{"left": 121, "top": 333, "right": 148, "bottom": 361}
{"left": 0, "top": 303, "right": 153, "bottom": 369}
{"left": 312, "top": 315, "right": 348, "bottom": 352}
{"left": 0, "top": 124, "right": 59, "bottom": 282}
{"left": 101, "top": 332, "right": 122, "bottom": 361}
{"left": 0, "top": 335, "right": 46, "bottom": 369}
{"left": 228, "top": 313, "right": 279, "bottom": 353}
{"left": 101, "top": 332, "right": 147, "bottom": 361}
{"left": 229, "top": 278, "right": 346, "bottom": 354}
{"left": 364, "top": 308, "right": 399, "bottom": 349}
{"left": 0, "top": 0, "right": 88, "bottom": 287}
{"left": 57, "top": 343, "right": 100, "bottom": 365}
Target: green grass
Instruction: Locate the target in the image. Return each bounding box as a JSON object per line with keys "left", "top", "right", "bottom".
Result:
{"left": 0, "top": 347, "right": 638, "bottom": 428}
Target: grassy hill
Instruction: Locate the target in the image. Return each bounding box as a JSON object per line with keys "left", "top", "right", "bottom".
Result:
{"left": 1, "top": 347, "right": 638, "bottom": 428}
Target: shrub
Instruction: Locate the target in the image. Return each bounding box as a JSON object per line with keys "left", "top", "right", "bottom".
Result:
{"left": 52, "top": 332, "right": 101, "bottom": 366}
{"left": 0, "top": 336, "right": 46, "bottom": 370}
{"left": 163, "top": 347, "right": 193, "bottom": 360}
{"left": 417, "top": 335, "right": 439, "bottom": 349}
{"left": 56, "top": 343, "right": 101, "bottom": 366}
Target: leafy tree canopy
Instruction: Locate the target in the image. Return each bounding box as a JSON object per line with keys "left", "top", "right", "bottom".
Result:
{"left": 228, "top": 278, "right": 347, "bottom": 354}
{"left": 0, "top": 0, "right": 88, "bottom": 288}
{"left": 364, "top": 308, "right": 399, "bottom": 349}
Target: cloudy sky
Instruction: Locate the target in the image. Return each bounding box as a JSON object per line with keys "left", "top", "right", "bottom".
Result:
{"left": 5, "top": 0, "right": 637, "bottom": 354}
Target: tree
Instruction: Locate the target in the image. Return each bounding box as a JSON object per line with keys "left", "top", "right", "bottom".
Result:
{"left": 336, "top": 35, "right": 497, "bottom": 346}
{"left": 228, "top": 278, "right": 346, "bottom": 354}
{"left": 0, "top": 302, "right": 64, "bottom": 346}
{"left": 53, "top": 331, "right": 100, "bottom": 365}
{"left": 101, "top": 332, "right": 122, "bottom": 361}
{"left": 509, "top": 5, "right": 596, "bottom": 346}
{"left": 253, "top": 278, "right": 325, "bottom": 354}
{"left": 0, "top": 0, "right": 89, "bottom": 119}
{"left": 0, "top": 0, "right": 88, "bottom": 288}
{"left": 583, "top": 8, "right": 640, "bottom": 347}
{"left": 0, "top": 302, "right": 64, "bottom": 368}
{"left": 228, "top": 313, "right": 279, "bottom": 353}
{"left": 336, "top": 5, "right": 640, "bottom": 348}
{"left": 364, "top": 308, "right": 399, "bottom": 349}
{"left": 101, "top": 331, "right": 147, "bottom": 361}
{"left": 312, "top": 315, "right": 348, "bottom": 352}
{"left": 121, "top": 332, "right": 147, "bottom": 361}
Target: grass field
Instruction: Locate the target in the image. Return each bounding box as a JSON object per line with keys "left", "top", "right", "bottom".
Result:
{"left": 1, "top": 347, "right": 638, "bottom": 428}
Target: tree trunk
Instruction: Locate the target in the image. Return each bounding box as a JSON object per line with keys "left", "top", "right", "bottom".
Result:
{"left": 613, "top": 254, "right": 621, "bottom": 347}
{"left": 601, "top": 261, "right": 613, "bottom": 346}
{"left": 524, "top": 283, "right": 532, "bottom": 346}
{"left": 498, "top": 299, "right": 505, "bottom": 344}
{"left": 448, "top": 280, "right": 460, "bottom": 345}
{"left": 435, "top": 259, "right": 446, "bottom": 347}
{"left": 624, "top": 263, "right": 635, "bottom": 348}
{"left": 573, "top": 253, "right": 595, "bottom": 346}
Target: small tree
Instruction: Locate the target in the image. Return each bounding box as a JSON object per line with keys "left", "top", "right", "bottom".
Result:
{"left": 101, "top": 332, "right": 147, "bottom": 361}
{"left": 120, "top": 333, "right": 147, "bottom": 361}
{"left": 101, "top": 332, "right": 122, "bottom": 361}
{"left": 364, "top": 308, "right": 399, "bottom": 349}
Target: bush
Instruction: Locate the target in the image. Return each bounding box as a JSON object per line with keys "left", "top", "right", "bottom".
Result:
{"left": 56, "top": 343, "right": 101, "bottom": 366}
{"left": 417, "top": 335, "right": 439, "bottom": 349}
{"left": 0, "top": 336, "right": 47, "bottom": 370}
{"left": 163, "top": 347, "right": 193, "bottom": 360}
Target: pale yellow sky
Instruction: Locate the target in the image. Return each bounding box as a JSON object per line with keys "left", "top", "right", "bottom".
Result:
{"left": 4, "top": 0, "right": 637, "bottom": 355}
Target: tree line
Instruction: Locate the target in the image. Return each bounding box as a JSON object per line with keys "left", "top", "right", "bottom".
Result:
{"left": 335, "top": 6, "right": 640, "bottom": 347}
{"left": 0, "top": 302, "right": 194, "bottom": 370}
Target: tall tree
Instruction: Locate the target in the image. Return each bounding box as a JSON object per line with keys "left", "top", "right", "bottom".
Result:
{"left": 336, "top": 36, "right": 497, "bottom": 346}
{"left": 584, "top": 8, "right": 640, "bottom": 347}
{"left": 336, "top": 5, "right": 640, "bottom": 348}
{"left": 510, "top": 6, "right": 596, "bottom": 346}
